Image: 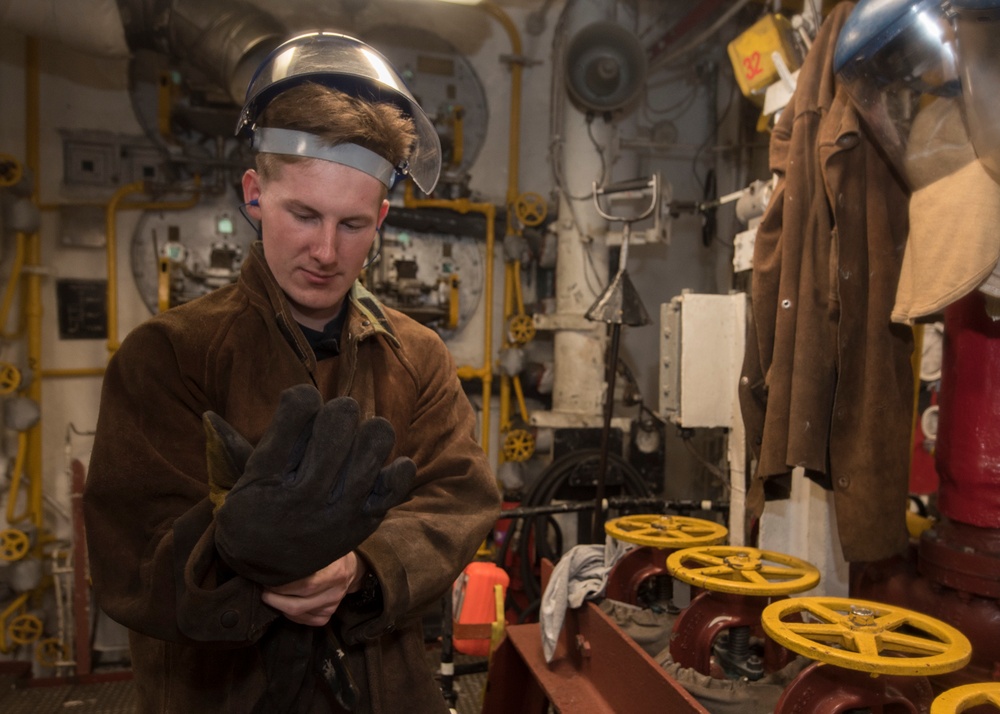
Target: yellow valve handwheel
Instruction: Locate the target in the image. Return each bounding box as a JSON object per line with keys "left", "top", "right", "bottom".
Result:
{"left": 507, "top": 314, "right": 536, "bottom": 346}
{"left": 0, "top": 529, "right": 30, "bottom": 561}
{"left": 0, "top": 154, "right": 22, "bottom": 188}
{"left": 761, "top": 596, "right": 972, "bottom": 676}
{"left": 8, "top": 614, "right": 43, "bottom": 645}
{"left": 0, "top": 362, "right": 21, "bottom": 395}
{"left": 666, "top": 545, "right": 820, "bottom": 596}
{"left": 503, "top": 429, "right": 535, "bottom": 462}
{"left": 931, "top": 682, "right": 1000, "bottom": 713}
{"left": 34, "top": 638, "right": 66, "bottom": 668}
{"left": 513, "top": 192, "right": 548, "bottom": 227}
{"left": 605, "top": 514, "right": 728, "bottom": 549}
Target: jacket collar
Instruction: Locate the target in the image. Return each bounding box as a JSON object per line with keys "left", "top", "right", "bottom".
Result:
{"left": 240, "top": 242, "right": 399, "bottom": 363}
{"left": 347, "top": 281, "right": 400, "bottom": 347}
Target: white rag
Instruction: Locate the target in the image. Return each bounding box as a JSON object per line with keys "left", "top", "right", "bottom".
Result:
{"left": 539, "top": 535, "right": 633, "bottom": 662}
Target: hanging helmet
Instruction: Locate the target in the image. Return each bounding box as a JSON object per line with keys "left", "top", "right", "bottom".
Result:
{"left": 236, "top": 31, "right": 442, "bottom": 194}
{"left": 833, "top": 0, "right": 962, "bottom": 190}
{"left": 950, "top": 0, "right": 1000, "bottom": 182}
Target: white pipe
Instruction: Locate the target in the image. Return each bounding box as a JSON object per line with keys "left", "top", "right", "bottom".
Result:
{"left": 534, "top": 0, "right": 614, "bottom": 427}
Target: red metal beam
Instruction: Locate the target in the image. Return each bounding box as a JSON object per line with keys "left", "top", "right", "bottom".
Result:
{"left": 71, "top": 458, "right": 91, "bottom": 676}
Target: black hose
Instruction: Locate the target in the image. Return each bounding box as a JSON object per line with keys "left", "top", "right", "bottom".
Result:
{"left": 515, "top": 449, "right": 652, "bottom": 603}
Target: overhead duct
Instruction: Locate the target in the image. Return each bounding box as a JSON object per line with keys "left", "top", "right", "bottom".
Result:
{"left": 116, "top": 0, "right": 285, "bottom": 104}
{"left": 564, "top": 21, "right": 648, "bottom": 113}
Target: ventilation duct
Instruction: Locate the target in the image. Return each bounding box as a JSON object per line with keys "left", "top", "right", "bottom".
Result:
{"left": 116, "top": 0, "right": 284, "bottom": 104}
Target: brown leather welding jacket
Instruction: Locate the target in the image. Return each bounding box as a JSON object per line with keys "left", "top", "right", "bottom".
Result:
{"left": 739, "top": 2, "right": 914, "bottom": 563}
{"left": 83, "top": 242, "right": 500, "bottom": 713}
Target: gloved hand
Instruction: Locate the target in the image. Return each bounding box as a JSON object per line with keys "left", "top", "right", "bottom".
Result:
{"left": 203, "top": 384, "right": 415, "bottom": 586}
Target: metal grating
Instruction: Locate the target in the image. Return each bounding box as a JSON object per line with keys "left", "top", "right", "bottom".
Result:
{"left": 0, "top": 646, "right": 489, "bottom": 713}
{"left": 0, "top": 675, "right": 137, "bottom": 714}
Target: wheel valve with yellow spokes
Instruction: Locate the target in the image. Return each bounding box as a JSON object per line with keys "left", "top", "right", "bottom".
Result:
{"left": 665, "top": 545, "right": 821, "bottom": 680}
{"left": 512, "top": 191, "right": 548, "bottom": 228}
{"left": 603, "top": 514, "right": 728, "bottom": 609}
{"left": 762, "top": 596, "right": 973, "bottom": 714}
{"left": 506, "top": 314, "right": 536, "bottom": 346}
{"left": 34, "top": 637, "right": 67, "bottom": 668}
{"left": 932, "top": 682, "right": 1000, "bottom": 713}
{"left": 7, "top": 613, "right": 43, "bottom": 646}
{"left": 0, "top": 362, "right": 22, "bottom": 396}
{"left": 0, "top": 529, "right": 31, "bottom": 562}
{"left": 502, "top": 429, "right": 535, "bottom": 463}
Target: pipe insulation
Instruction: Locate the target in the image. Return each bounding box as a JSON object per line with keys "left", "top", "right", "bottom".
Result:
{"left": 116, "top": 0, "right": 284, "bottom": 103}
{"left": 1, "top": 0, "right": 283, "bottom": 106}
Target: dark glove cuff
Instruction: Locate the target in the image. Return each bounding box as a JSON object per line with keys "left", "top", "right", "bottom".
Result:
{"left": 343, "top": 569, "right": 382, "bottom": 612}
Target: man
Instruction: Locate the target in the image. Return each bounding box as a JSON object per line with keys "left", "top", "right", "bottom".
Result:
{"left": 83, "top": 32, "right": 500, "bottom": 714}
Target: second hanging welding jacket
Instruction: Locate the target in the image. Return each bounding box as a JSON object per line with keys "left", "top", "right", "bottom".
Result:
{"left": 739, "top": 2, "right": 914, "bottom": 563}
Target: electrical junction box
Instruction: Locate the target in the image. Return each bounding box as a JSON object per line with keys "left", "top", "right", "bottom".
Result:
{"left": 727, "top": 14, "right": 800, "bottom": 106}
{"left": 732, "top": 225, "right": 757, "bottom": 273}
{"left": 660, "top": 292, "right": 747, "bottom": 428}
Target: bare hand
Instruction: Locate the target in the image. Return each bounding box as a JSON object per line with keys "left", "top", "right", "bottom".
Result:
{"left": 261, "top": 551, "right": 365, "bottom": 626}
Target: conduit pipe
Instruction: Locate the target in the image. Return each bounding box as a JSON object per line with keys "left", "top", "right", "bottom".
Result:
{"left": 0, "top": 232, "right": 25, "bottom": 339}
{"left": 532, "top": 0, "right": 612, "bottom": 430}
{"left": 479, "top": 0, "right": 524, "bottom": 220}
{"left": 105, "top": 181, "right": 145, "bottom": 356}
{"left": 24, "top": 37, "right": 44, "bottom": 531}
{"left": 404, "top": 183, "right": 496, "bottom": 456}
{"left": 104, "top": 177, "right": 202, "bottom": 357}
{"left": 472, "top": 1, "right": 528, "bottom": 453}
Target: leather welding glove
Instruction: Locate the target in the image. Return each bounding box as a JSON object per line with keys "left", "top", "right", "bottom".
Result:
{"left": 206, "top": 384, "right": 415, "bottom": 586}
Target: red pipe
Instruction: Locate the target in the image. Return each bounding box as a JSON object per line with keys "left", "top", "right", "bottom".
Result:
{"left": 937, "top": 290, "right": 1000, "bottom": 527}
{"left": 71, "top": 458, "right": 91, "bottom": 676}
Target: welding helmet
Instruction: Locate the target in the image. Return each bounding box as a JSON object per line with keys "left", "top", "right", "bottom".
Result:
{"left": 236, "top": 31, "right": 442, "bottom": 194}
{"left": 950, "top": 0, "right": 1000, "bottom": 182}
{"left": 834, "top": 0, "right": 963, "bottom": 190}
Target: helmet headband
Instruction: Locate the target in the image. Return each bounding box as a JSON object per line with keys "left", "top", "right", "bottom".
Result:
{"left": 253, "top": 128, "right": 398, "bottom": 188}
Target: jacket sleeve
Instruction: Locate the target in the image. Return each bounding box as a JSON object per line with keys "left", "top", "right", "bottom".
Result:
{"left": 341, "top": 330, "right": 500, "bottom": 642}
{"left": 83, "top": 321, "right": 278, "bottom": 645}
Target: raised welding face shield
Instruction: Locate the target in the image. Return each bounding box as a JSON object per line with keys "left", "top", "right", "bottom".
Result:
{"left": 950, "top": 0, "right": 1000, "bottom": 183}
{"left": 834, "top": 0, "right": 964, "bottom": 190}
{"left": 236, "top": 31, "right": 442, "bottom": 194}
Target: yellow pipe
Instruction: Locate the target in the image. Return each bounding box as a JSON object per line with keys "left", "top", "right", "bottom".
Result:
{"left": 105, "top": 181, "right": 147, "bottom": 355}
{"left": 24, "top": 37, "right": 43, "bottom": 529}
{"left": 512, "top": 372, "right": 529, "bottom": 424}
{"left": 158, "top": 71, "right": 174, "bottom": 139}
{"left": 497, "top": 264, "right": 515, "bottom": 442}
{"left": 405, "top": 183, "right": 495, "bottom": 455}
{"left": 158, "top": 256, "right": 172, "bottom": 312}
{"left": 447, "top": 274, "right": 460, "bottom": 329}
{"left": 39, "top": 197, "right": 202, "bottom": 212}
{"left": 512, "top": 259, "right": 526, "bottom": 315}
{"left": 407, "top": 1, "right": 526, "bottom": 461}
{"left": 481, "top": 0, "right": 523, "bottom": 221}
{"left": 105, "top": 177, "right": 202, "bottom": 356}
{"left": 0, "top": 232, "right": 26, "bottom": 338}
{"left": 499, "top": 375, "right": 511, "bottom": 439}
{"left": 40, "top": 368, "right": 106, "bottom": 378}
{"left": 6, "top": 432, "right": 29, "bottom": 525}
{"left": 0, "top": 592, "right": 30, "bottom": 653}
{"left": 451, "top": 105, "right": 465, "bottom": 167}
{"left": 480, "top": 2, "right": 528, "bottom": 459}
